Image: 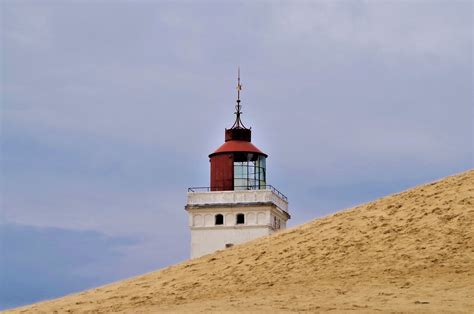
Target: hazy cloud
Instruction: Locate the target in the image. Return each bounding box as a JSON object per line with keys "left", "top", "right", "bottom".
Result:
{"left": 0, "top": 223, "right": 138, "bottom": 309}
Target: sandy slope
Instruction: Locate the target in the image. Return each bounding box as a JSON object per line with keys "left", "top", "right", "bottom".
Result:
{"left": 8, "top": 170, "right": 474, "bottom": 313}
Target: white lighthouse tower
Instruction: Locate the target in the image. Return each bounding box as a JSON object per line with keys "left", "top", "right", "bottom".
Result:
{"left": 185, "top": 71, "right": 290, "bottom": 258}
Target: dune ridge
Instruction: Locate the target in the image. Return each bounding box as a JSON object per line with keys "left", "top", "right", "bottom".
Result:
{"left": 8, "top": 170, "right": 474, "bottom": 313}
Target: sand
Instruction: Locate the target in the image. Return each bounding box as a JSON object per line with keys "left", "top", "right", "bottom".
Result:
{"left": 7, "top": 170, "right": 474, "bottom": 313}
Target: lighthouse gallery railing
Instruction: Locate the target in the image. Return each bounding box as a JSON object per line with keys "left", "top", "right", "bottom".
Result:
{"left": 187, "top": 185, "right": 288, "bottom": 202}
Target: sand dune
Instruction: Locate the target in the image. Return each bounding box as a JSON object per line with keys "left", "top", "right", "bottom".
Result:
{"left": 8, "top": 170, "right": 474, "bottom": 313}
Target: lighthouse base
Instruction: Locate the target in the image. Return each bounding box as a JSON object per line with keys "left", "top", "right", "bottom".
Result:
{"left": 190, "top": 225, "right": 272, "bottom": 258}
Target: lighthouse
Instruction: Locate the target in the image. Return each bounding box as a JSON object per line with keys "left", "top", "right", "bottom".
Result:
{"left": 185, "top": 71, "right": 290, "bottom": 259}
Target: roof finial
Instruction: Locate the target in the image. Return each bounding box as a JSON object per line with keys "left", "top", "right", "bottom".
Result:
{"left": 237, "top": 66, "right": 242, "bottom": 102}
{"left": 231, "top": 67, "right": 247, "bottom": 129}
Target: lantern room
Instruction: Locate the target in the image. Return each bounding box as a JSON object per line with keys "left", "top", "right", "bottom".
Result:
{"left": 209, "top": 128, "right": 267, "bottom": 191}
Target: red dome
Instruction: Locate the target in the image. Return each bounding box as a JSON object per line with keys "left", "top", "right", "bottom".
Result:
{"left": 209, "top": 140, "right": 267, "bottom": 157}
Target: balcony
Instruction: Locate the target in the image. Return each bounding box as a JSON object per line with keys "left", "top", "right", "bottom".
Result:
{"left": 187, "top": 185, "right": 289, "bottom": 214}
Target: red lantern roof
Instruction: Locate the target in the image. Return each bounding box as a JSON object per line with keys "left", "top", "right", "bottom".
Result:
{"left": 209, "top": 140, "right": 267, "bottom": 157}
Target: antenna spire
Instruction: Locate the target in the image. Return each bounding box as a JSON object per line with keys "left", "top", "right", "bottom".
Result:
{"left": 231, "top": 67, "right": 247, "bottom": 129}
{"left": 237, "top": 67, "right": 241, "bottom": 102}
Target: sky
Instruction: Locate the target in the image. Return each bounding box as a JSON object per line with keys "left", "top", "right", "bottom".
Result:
{"left": 1, "top": 0, "right": 472, "bottom": 309}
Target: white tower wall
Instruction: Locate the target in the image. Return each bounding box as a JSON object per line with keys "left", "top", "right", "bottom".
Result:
{"left": 186, "top": 189, "right": 290, "bottom": 258}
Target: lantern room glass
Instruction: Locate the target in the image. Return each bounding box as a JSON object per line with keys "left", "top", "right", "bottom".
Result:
{"left": 233, "top": 153, "right": 266, "bottom": 190}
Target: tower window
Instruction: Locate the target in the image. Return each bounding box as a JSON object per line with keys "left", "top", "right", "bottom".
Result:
{"left": 215, "top": 214, "right": 224, "bottom": 225}
{"left": 236, "top": 213, "right": 245, "bottom": 224}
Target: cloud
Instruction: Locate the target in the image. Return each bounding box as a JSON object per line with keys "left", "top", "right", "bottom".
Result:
{"left": 0, "top": 223, "right": 139, "bottom": 310}
{"left": 2, "top": 3, "right": 54, "bottom": 50}
{"left": 267, "top": 1, "right": 472, "bottom": 59}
